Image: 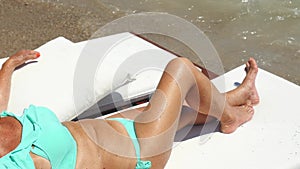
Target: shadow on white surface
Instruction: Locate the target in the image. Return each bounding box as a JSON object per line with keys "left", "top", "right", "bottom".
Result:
{"left": 174, "top": 106, "right": 221, "bottom": 142}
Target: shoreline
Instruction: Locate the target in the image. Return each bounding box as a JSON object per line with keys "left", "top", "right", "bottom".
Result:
{"left": 1, "top": 0, "right": 299, "bottom": 85}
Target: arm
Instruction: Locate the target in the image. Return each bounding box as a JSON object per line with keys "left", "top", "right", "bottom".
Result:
{"left": 0, "top": 50, "right": 40, "bottom": 112}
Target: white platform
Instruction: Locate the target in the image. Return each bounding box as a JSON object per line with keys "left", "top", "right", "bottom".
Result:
{"left": 2, "top": 32, "right": 300, "bottom": 168}
{"left": 1, "top": 33, "right": 176, "bottom": 121}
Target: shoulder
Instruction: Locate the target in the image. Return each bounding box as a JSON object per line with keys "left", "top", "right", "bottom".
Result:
{"left": 0, "top": 116, "right": 22, "bottom": 158}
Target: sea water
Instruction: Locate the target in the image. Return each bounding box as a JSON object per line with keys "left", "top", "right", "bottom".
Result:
{"left": 45, "top": 0, "right": 300, "bottom": 84}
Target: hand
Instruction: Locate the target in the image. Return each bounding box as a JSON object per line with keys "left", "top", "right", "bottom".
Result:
{"left": 5, "top": 50, "right": 40, "bottom": 69}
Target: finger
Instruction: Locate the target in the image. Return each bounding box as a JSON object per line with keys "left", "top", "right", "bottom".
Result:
{"left": 22, "top": 50, "right": 40, "bottom": 60}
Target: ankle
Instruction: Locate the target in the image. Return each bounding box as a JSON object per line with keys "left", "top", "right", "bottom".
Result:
{"left": 220, "top": 105, "right": 235, "bottom": 124}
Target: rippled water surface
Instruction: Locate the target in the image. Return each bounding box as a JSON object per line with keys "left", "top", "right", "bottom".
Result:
{"left": 52, "top": 0, "right": 300, "bottom": 84}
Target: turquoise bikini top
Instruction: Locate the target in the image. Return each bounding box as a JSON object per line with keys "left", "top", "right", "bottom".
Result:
{"left": 0, "top": 105, "right": 77, "bottom": 169}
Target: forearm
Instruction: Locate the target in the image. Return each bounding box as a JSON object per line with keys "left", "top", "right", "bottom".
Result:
{"left": 0, "top": 60, "right": 15, "bottom": 112}
{"left": 0, "top": 50, "right": 40, "bottom": 112}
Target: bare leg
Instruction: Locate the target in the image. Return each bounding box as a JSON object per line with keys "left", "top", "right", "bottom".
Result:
{"left": 72, "top": 57, "right": 258, "bottom": 169}
{"left": 184, "top": 58, "right": 259, "bottom": 133}
{"left": 133, "top": 57, "right": 256, "bottom": 165}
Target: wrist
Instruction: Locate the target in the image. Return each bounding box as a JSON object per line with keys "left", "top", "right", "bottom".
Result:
{"left": 2, "top": 59, "right": 16, "bottom": 73}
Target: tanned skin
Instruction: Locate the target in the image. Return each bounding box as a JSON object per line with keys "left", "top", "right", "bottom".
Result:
{"left": 0, "top": 50, "right": 259, "bottom": 168}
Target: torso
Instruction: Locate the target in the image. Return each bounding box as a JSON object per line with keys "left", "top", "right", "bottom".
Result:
{"left": 63, "top": 109, "right": 170, "bottom": 169}
{"left": 63, "top": 120, "right": 139, "bottom": 169}
{"left": 63, "top": 111, "right": 169, "bottom": 169}
{"left": 0, "top": 114, "right": 137, "bottom": 169}
{"left": 62, "top": 121, "right": 104, "bottom": 168}
{"left": 0, "top": 109, "right": 168, "bottom": 169}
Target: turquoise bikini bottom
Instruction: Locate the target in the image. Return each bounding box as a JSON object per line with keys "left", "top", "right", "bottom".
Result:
{"left": 107, "top": 118, "right": 152, "bottom": 169}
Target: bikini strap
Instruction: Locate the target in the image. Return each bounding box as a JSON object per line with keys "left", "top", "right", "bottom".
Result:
{"left": 107, "top": 118, "right": 152, "bottom": 169}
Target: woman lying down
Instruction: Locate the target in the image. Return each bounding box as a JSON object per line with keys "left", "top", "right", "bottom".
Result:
{"left": 0, "top": 50, "right": 259, "bottom": 169}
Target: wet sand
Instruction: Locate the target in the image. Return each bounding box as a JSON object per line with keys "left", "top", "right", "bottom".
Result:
{"left": 0, "top": 0, "right": 123, "bottom": 57}
{"left": 0, "top": 0, "right": 205, "bottom": 75}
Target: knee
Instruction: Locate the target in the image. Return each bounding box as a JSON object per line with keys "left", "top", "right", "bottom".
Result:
{"left": 165, "top": 57, "right": 194, "bottom": 75}
{"left": 167, "top": 57, "right": 193, "bottom": 69}
{"left": 164, "top": 57, "right": 196, "bottom": 86}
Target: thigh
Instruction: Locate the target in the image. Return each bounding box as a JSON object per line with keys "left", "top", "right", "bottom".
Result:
{"left": 132, "top": 58, "right": 199, "bottom": 164}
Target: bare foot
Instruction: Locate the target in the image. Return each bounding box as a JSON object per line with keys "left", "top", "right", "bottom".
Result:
{"left": 227, "top": 58, "right": 260, "bottom": 106}
{"left": 220, "top": 104, "right": 254, "bottom": 134}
